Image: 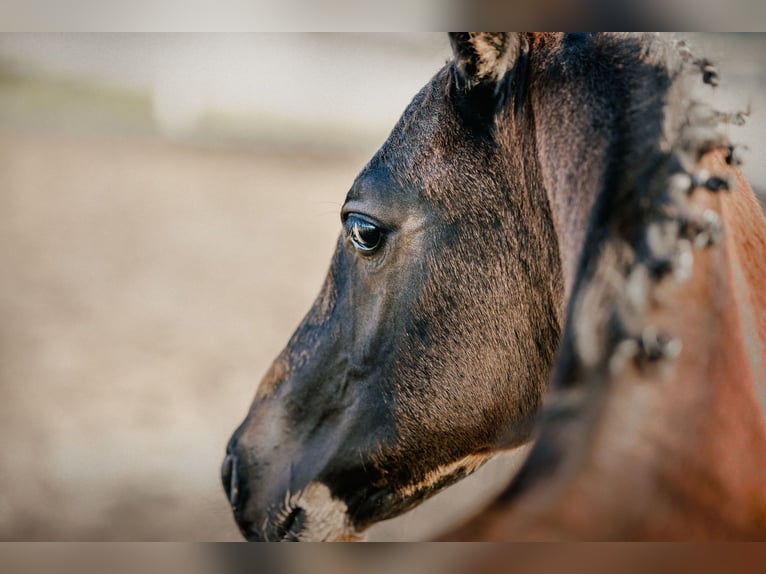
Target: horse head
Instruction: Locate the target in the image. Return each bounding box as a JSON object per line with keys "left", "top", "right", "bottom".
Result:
{"left": 221, "top": 33, "right": 564, "bottom": 541}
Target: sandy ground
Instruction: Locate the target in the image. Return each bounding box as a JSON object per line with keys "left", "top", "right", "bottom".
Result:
{"left": 0, "top": 34, "right": 764, "bottom": 542}
{"left": 0, "top": 125, "right": 528, "bottom": 540}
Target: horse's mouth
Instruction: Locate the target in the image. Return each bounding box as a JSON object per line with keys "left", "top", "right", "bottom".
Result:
{"left": 238, "top": 480, "right": 368, "bottom": 541}
{"left": 239, "top": 518, "right": 298, "bottom": 541}
{"left": 236, "top": 485, "right": 432, "bottom": 541}
{"left": 238, "top": 508, "right": 306, "bottom": 542}
{"left": 274, "top": 507, "right": 306, "bottom": 541}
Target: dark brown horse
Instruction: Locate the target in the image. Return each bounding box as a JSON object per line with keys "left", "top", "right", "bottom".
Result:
{"left": 222, "top": 33, "right": 766, "bottom": 540}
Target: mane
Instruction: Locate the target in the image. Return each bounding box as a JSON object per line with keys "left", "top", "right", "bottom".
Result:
{"left": 500, "top": 33, "right": 755, "bottom": 496}
{"left": 440, "top": 33, "right": 766, "bottom": 541}
{"left": 547, "top": 33, "right": 744, "bottom": 400}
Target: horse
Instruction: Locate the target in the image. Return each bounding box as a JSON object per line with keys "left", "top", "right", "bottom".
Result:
{"left": 221, "top": 33, "right": 766, "bottom": 541}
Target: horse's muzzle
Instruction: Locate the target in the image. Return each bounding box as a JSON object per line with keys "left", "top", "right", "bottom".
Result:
{"left": 221, "top": 403, "right": 374, "bottom": 541}
{"left": 221, "top": 436, "right": 309, "bottom": 541}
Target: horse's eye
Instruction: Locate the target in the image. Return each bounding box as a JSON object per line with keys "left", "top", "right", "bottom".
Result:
{"left": 345, "top": 215, "right": 383, "bottom": 253}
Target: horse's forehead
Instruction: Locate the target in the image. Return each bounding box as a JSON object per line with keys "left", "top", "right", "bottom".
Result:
{"left": 363, "top": 71, "right": 459, "bottom": 188}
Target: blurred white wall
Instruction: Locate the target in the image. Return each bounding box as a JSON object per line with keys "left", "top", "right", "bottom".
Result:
{"left": 0, "top": 34, "right": 450, "bottom": 144}
{"left": 0, "top": 33, "right": 762, "bottom": 185}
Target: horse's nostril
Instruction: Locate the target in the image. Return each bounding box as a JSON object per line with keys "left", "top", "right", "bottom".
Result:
{"left": 221, "top": 454, "right": 240, "bottom": 509}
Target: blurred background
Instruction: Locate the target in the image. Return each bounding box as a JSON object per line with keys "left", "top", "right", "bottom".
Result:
{"left": 0, "top": 33, "right": 763, "bottom": 541}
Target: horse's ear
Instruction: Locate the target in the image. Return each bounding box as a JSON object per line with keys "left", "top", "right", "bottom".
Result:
{"left": 449, "top": 32, "right": 520, "bottom": 92}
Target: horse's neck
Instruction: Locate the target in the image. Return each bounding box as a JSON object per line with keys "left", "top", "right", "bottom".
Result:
{"left": 720, "top": 164, "right": 766, "bottom": 415}
{"left": 559, "top": 168, "right": 766, "bottom": 538}
{"left": 445, "top": 155, "right": 766, "bottom": 540}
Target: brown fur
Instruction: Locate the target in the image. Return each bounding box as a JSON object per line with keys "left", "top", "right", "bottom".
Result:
{"left": 721, "top": 164, "right": 766, "bottom": 409}
{"left": 442, "top": 150, "right": 766, "bottom": 540}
